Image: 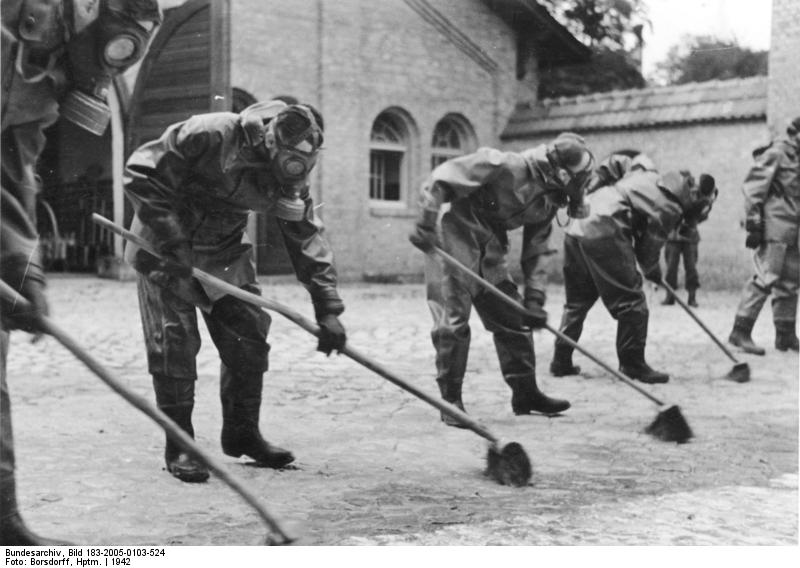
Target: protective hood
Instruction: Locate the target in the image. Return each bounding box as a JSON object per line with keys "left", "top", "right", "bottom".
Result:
{"left": 658, "top": 170, "right": 717, "bottom": 223}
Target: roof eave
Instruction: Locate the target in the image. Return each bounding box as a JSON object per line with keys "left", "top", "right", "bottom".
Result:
{"left": 482, "top": 0, "right": 591, "bottom": 66}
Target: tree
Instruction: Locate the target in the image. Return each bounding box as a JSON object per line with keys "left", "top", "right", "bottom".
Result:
{"left": 537, "top": 0, "right": 649, "bottom": 98}
{"left": 654, "top": 35, "right": 768, "bottom": 85}
{"left": 540, "top": 0, "right": 646, "bottom": 50}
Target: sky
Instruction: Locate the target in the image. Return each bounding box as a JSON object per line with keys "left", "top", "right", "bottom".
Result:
{"left": 640, "top": 0, "right": 773, "bottom": 78}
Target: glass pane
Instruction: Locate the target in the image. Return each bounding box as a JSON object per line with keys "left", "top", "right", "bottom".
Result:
{"left": 369, "top": 150, "right": 402, "bottom": 201}
{"left": 369, "top": 151, "right": 384, "bottom": 199}
{"left": 371, "top": 115, "right": 403, "bottom": 144}
{"left": 432, "top": 120, "right": 461, "bottom": 150}
{"left": 384, "top": 151, "right": 402, "bottom": 201}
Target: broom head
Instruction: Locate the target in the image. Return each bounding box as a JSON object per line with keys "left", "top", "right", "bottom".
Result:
{"left": 644, "top": 405, "right": 693, "bottom": 443}
{"left": 486, "top": 442, "right": 533, "bottom": 487}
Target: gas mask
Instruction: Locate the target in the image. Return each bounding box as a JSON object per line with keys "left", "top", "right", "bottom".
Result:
{"left": 546, "top": 134, "right": 594, "bottom": 219}
{"left": 59, "top": 0, "right": 161, "bottom": 135}
{"left": 683, "top": 173, "right": 718, "bottom": 224}
{"left": 263, "top": 105, "right": 323, "bottom": 221}
{"left": 15, "top": 0, "right": 159, "bottom": 135}
{"left": 659, "top": 171, "right": 717, "bottom": 224}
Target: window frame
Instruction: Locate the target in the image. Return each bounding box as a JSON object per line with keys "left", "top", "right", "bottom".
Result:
{"left": 368, "top": 108, "right": 418, "bottom": 215}
{"left": 430, "top": 114, "right": 477, "bottom": 172}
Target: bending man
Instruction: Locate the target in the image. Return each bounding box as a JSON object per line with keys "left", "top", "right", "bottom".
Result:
{"left": 409, "top": 133, "right": 594, "bottom": 426}
{"left": 124, "top": 101, "right": 347, "bottom": 482}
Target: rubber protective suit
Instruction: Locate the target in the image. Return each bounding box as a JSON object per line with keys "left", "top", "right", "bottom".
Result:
{"left": 1, "top": 0, "right": 160, "bottom": 545}
{"left": 552, "top": 168, "right": 715, "bottom": 384}
{"left": 123, "top": 100, "right": 346, "bottom": 481}
{"left": 410, "top": 133, "right": 594, "bottom": 421}
{"left": 729, "top": 119, "right": 800, "bottom": 353}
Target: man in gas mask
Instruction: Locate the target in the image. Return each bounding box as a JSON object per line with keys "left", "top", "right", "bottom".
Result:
{"left": 728, "top": 117, "right": 800, "bottom": 356}
{"left": 549, "top": 166, "right": 717, "bottom": 384}
{"left": 408, "top": 133, "right": 594, "bottom": 426}
{"left": 1, "top": 0, "right": 161, "bottom": 545}
{"left": 123, "top": 100, "right": 347, "bottom": 483}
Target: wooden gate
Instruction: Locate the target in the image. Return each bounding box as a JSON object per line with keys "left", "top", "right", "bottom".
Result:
{"left": 126, "top": 0, "right": 230, "bottom": 155}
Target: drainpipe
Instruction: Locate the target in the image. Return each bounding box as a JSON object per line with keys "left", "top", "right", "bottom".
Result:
{"left": 316, "top": 0, "right": 325, "bottom": 209}
{"left": 108, "top": 87, "right": 125, "bottom": 259}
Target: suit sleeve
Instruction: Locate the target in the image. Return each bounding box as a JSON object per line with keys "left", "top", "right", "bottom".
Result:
{"left": 632, "top": 213, "right": 668, "bottom": 276}
{"left": 742, "top": 144, "right": 780, "bottom": 221}
{"left": 419, "top": 148, "right": 507, "bottom": 211}
{"left": 124, "top": 119, "right": 217, "bottom": 247}
{"left": 1, "top": 119, "right": 54, "bottom": 285}
{"left": 587, "top": 154, "right": 632, "bottom": 194}
{"left": 520, "top": 220, "right": 555, "bottom": 305}
{"left": 278, "top": 193, "right": 344, "bottom": 319}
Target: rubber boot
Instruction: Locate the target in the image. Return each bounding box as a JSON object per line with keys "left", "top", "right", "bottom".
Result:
{"left": 220, "top": 371, "right": 294, "bottom": 468}
{"left": 618, "top": 358, "right": 670, "bottom": 384}
{"left": 549, "top": 345, "right": 581, "bottom": 377}
{"left": 775, "top": 320, "right": 799, "bottom": 352}
{"left": 687, "top": 289, "right": 698, "bottom": 308}
{"left": 153, "top": 375, "right": 209, "bottom": 483}
{"left": 617, "top": 314, "right": 670, "bottom": 384}
{"left": 728, "top": 316, "right": 766, "bottom": 356}
{"left": 507, "top": 376, "right": 570, "bottom": 416}
{"left": 1, "top": 474, "right": 72, "bottom": 546}
{"left": 436, "top": 378, "right": 468, "bottom": 429}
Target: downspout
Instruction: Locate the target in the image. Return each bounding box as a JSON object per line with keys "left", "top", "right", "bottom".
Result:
{"left": 316, "top": 0, "right": 325, "bottom": 209}
{"left": 108, "top": 87, "right": 125, "bottom": 259}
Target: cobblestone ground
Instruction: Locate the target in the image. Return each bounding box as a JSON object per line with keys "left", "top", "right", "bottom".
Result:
{"left": 5, "top": 275, "right": 798, "bottom": 546}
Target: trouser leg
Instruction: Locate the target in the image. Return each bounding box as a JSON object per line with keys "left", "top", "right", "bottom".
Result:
{"left": 662, "top": 242, "right": 680, "bottom": 304}
{"left": 551, "top": 235, "right": 598, "bottom": 375}
{"left": 1, "top": 332, "right": 71, "bottom": 545}
{"left": 205, "top": 285, "right": 293, "bottom": 468}
{"left": 426, "top": 254, "right": 471, "bottom": 405}
{"left": 136, "top": 275, "right": 207, "bottom": 481}
{"left": 684, "top": 242, "right": 700, "bottom": 302}
{"left": 579, "top": 236, "right": 670, "bottom": 383}
{"left": 729, "top": 277, "right": 770, "bottom": 355}
{"left": 473, "top": 279, "right": 570, "bottom": 415}
{"left": 772, "top": 246, "right": 799, "bottom": 351}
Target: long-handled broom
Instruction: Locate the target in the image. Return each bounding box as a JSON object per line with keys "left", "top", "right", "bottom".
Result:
{"left": 660, "top": 281, "right": 750, "bottom": 383}
{"left": 0, "top": 280, "right": 295, "bottom": 545}
{"left": 92, "top": 214, "right": 533, "bottom": 487}
{"left": 430, "top": 245, "right": 694, "bottom": 444}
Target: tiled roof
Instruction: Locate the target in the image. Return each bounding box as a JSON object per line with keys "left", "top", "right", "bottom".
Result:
{"left": 502, "top": 76, "right": 768, "bottom": 139}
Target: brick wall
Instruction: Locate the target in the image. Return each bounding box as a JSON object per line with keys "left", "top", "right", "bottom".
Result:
{"left": 230, "top": 0, "right": 520, "bottom": 279}
{"left": 768, "top": 0, "right": 800, "bottom": 133}
{"left": 503, "top": 120, "right": 770, "bottom": 289}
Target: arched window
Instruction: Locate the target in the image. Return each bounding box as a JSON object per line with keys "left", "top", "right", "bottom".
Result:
{"left": 431, "top": 115, "right": 476, "bottom": 170}
{"left": 369, "top": 111, "right": 410, "bottom": 202}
